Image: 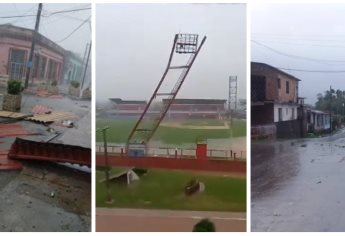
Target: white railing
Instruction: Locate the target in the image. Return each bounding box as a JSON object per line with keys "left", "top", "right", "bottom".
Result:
{"left": 95, "top": 143, "right": 246, "bottom": 161}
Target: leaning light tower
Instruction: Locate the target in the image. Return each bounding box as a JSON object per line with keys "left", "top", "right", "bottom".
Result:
{"left": 126, "top": 33, "right": 207, "bottom": 155}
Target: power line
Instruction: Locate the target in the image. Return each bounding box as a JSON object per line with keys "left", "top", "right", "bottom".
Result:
{"left": 56, "top": 16, "right": 90, "bottom": 43}
{"left": 278, "top": 67, "right": 345, "bottom": 73}
{"left": 47, "top": 7, "right": 91, "bottom": 17}
{"left": 6, "top": 4, "right": 36, "bottom": 26}
{"left": 0, "top": 7, "right": 90, "bottom": 19}
{"left": 252, "top": 33, "right": 345, "bottom": 41}
{"left": 56, "top": 13, "right": 86, "bottom": 22}
{"left": 252, "top": 39, "right": 345, "bottom": 49}
{"left": 252, "top": 40, "right": 345, "bottom": 63}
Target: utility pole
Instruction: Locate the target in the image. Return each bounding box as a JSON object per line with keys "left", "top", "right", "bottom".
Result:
{"left": 330, "top": 86, "right": 332, "bottom": 134}
{"left": 25, "top": 3, "right": 42, "bottom": 88}
{"left": 97, "top": 126, "right": 113, "bottom": 204}
{"left": 80, "top": 41, "right": 91, "bottom": 98}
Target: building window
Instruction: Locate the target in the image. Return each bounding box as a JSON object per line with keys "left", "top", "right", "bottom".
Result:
{"left": 278, "top": 108, "right": 283, "bottom": 122}
{"left": 292, "top": 108, "right": 295, "bottom": 119}
{"left": 286, "top": 108, "right": 288, "bottom": 115}
{"left": 286, "top": 81, "right": 290, "bottom": 94}
{"left": 277, "top": 78, "right": 281, "bottom": 89}
{"left": 8, "top": 48, "right": 26, "bottom": 80}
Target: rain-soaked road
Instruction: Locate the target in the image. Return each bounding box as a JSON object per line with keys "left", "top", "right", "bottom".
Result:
{"left": 251, "top": 129, "right": 345, "bottom": 232}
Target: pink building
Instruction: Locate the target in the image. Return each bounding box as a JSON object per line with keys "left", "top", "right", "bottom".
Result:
{"left": 0, "top": 24, "right": 64, "bottom": 83}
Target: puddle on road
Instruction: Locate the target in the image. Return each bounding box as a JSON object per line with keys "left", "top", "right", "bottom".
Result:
{"left": 251, "top": 140, "right": 300, "bottom": 198}
{"left": 252, "top": 131, "right": 345, "bottom": 231}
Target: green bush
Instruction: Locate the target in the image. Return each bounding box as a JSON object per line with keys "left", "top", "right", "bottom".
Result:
{"left": 192, "top": 218, "right": 216, "bottom": 232}
{"left": 7, "top": 80, "right": 23, "bottom": 95}
{"left": 70, "top": 80, "right": 80, "bottom": 88}
{"left": 51, "top": 80, "right": 58, "bottom": 86}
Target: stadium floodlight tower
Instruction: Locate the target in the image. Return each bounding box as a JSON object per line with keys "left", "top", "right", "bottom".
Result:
{"left": 126, "top": 33, "right": 207, "bottom": 156}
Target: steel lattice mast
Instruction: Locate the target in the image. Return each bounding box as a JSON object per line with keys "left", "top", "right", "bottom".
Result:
{"left": 126, "top": 34, "right": 207, "bottom": 152}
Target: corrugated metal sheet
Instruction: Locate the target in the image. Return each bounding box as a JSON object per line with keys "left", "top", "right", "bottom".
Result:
{"left": 8, "top": 138, "right": 91, "bottom": 166}
{"left": 26, "top": 112, "right": 76, "bottom": 124}
{"left": 0, "top": 111, "right": 28, "bottom": 119}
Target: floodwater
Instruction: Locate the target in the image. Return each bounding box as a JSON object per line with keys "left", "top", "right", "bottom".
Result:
{"left": 251, "top": 129, "right": 345, "bottom": 232}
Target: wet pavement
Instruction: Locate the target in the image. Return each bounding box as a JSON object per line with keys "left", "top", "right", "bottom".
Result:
{"left": 251, "top": 129, "right": 345, "bottom": 232}
{"left": 0, "top": 162, "right": 91, "bottom": 232}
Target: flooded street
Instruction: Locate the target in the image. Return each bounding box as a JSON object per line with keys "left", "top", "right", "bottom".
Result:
{"left": 251, "top": 129, "right": 345, "bottom": 232}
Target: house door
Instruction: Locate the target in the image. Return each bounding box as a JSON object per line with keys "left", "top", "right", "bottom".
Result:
{"left": 8, "top": 48, "right": 26, "bottom": 80}
{"left": 278, "top": 108, "right": 283, "bottom": 121}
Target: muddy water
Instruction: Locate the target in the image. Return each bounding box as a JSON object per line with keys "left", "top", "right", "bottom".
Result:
{"left": 252, "top": 129, "right": 345, "bottom": 232}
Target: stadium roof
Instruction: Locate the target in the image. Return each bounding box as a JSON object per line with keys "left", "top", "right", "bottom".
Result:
{"left": 163, "top": 99, "right": 227, "bottom": 105}
{"left": 109, "top": 98, "right": 147, "bottom": 104}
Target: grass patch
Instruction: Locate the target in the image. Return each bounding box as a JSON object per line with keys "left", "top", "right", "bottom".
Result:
{"left": 231, "top": 119, "right": 246, "bottom": 137}
{"left": 96, "top": 168, "right": 246, "bottom": 212}
{"left": 96, "top": 118, "right": 246, "bottom": 144}
{"left": 181, "top": 119, "right": 225, "bottom": 126}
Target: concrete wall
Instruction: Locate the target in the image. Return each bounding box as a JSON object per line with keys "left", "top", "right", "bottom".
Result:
{"left": 276, "top": 119, "right": 303, "bottom": 139}
{"left": 251, "top": 124, "right": 276, "bottom": 140}
{"left": 274, "top": 103, "right": 298, "bottom": 122}
{"left": 96, "top": 155, "right": 246, "bottom": 173}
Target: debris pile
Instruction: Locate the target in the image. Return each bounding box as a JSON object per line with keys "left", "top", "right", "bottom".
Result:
{"left": 99, "top": 168, "right": 141, "bottom": 185}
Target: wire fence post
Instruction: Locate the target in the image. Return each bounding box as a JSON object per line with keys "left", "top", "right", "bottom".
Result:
{"left": 97, "top": 126, "right": 113, "bottom": 204}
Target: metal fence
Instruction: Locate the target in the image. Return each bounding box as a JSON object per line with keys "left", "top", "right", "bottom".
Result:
{"left": 95, "top": 143, "right": 246, "bottom": 161}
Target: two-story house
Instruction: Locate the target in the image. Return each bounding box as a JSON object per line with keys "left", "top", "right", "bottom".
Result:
{"left": 251, "top": 62, "right": 301, "bottom": 139}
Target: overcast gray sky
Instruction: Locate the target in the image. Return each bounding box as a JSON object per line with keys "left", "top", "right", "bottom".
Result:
{"left": 251, "top": 4, "right": 345, "bottom": 105}
{"left": 96, "top": 4, "right": 246, "bottom": 102}
{"left": 0, "top": 3, "right": 91, "bottom": 57}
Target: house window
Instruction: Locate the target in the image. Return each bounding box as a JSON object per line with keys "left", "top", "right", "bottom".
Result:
{"left": 8, "top": 48, "right": 26, "bottom": 80}
{"left": 277, "top": 78, "right": 281, "bottom": 89}
{"left": 278, "top": 108, "right": 283, "bottom": 121}
{"left": 292, "top": 108, "right": 295, "bottom": 119}
{"left": 286, "top": 81, "right": 290, "bottom": 94}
